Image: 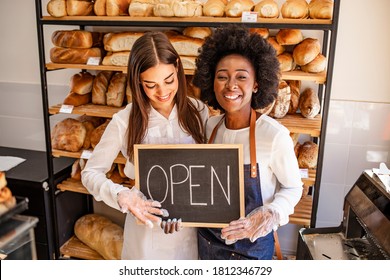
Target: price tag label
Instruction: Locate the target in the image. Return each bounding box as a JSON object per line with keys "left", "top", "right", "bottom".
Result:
{"left": 87, "top": 57, "right": 101, "bottom": 65}
{"left": 80, "top": 150, "right": 93, "bottom": 159}
{"left": 300, "top": 169, "right": 309, "bottom": 179}
{"left": 241, "top": 11, "right": 258, "bottom": 22}
{"left": 59, "top": 104, "right": 74, "bottom": 114}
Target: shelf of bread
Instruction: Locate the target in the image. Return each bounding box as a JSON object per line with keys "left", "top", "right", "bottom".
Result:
{"left": 52, "top": 149, "right": 126, "bottom": 164}
{"left": 289, "top": 195, "right": 312, "bottom": 226}
{"left": 46, "top": 63, "right": 326, "bottom": 83}
{"left": 57, "top": 177, "right": 132, "bottom": 194}
{"left": 277, "top": 113, "right": 321, "bottom": 137}
{"left": 49, "top": 103, "right": 124, "bottom": 118}
{"left": 42, "top": 16, "right": 332, "bottom": 26}
{"left": 60, "top": 235, "right": 104, "bottom": 260}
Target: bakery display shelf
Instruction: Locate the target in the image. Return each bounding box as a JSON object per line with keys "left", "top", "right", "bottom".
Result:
{"left": 302, "top": 168, "right": 316, "bottom": 187}
{"left": 41, "top": 15, "right": 333, "bottom": 29}
{"left": 46, "top": 63, "right": 326, "bottom": 83}
{"left": 277, "top": 113, "right": 321, "bottom": 137}
{"left": 52, "top": 149, "right": 127, "bottom": 164}
{"left": 49, "top": 103, "right": 124, "bottom": 118}
{"left": 289, "top": 195, "right": 312, "bottom": 227}
{"left": 60, "top": 235, "right": 104, "bottom": 260}
{"left": 57, "top": 177, "right": 132, "bottom": 194}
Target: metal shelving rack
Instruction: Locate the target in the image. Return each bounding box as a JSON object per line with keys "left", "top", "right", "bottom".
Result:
{"left": 35, "top": 0, "right": 340, "bottom": 259}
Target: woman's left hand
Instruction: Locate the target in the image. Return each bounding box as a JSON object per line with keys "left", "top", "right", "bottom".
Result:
{"left": 221, "top": 206, "right": 279, "bottom": 244}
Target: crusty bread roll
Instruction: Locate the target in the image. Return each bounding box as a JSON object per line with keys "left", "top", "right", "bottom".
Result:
{"left": 63, "top": 91, "right": 91, "bottom": 106}
{"left": 269, "top": 80, "right": 291, "bottom": 119}
{"left": 202, "top": 0, "right": 226, "bottom": 17}
{"left": 129, "top": 0, "right": 156, "bottom": 16}
{"left": 293, "top": 38, "right": 321, "bottom": 66}
{"left": 74, "top": 214, "right": 123, "bottom": 260}
{"left": 67, "top": 0, "right": 94, "bottom": 16}
{"left": 277, "top": 52, "right": 295, "bottom": 72}
{"left": 254, "top": 0, "right": 279, "bottom": 18}
{"left": 70, "top": 72, "right": 95, "bottom": 95}
{"left": 106, "top": 0, "right": 131, "bottom": 16}
{"left": 167, "top": 33, "right": 204, "bottom": 56}
{"left": 102, "top": 51, "right": 130, "bottom": 66}
{"left": 153, "top": 0, "right": 175, "bottom": 17}
{"left": 298, "top": 141, "right": 318, "bottom": 168}
{"left": 90, "top": 119, "right": 110, "bottom": 148}
{"left": 299, "top": 88, "right": 320, "bottom": 119}
{"left": 52, "top": 30, "right": 103, "bottom": 49}
{"left": 276, "top": 29, "right": 303, "bottom": 46}
{"left": 47, "top": 0, "right": 67, "bottom": 17}
{"left": 249, "top": 28, "right": 269, "bottom": 39}
{"left": 103, "top": 31, "right": 144, "bottom": 52}
{"left": 309, "top": 0, "right": 333, "bottom": 19}
{"left": 106, "top": 72, "right": 127, "bottom": 107}
{"left": 281, "top": 0, "right": 309, "bottom": 19}
{"left": 287, "top": 80, "right": 301, "bottom": 114}
{"left": 94, "top": 0, "right": 107, "bottom": 15}
{"left": 173, "top": 0, "right": 203, "bottom": 17}
{"left": 225, "top": 0, "right": 254, "bottom": 17}
{"left": 92, "top": 71, "right": 114, "bottom": 105}
{"left": 77, "top": 115, "right": 106, "bottom": 128}
{"left": 267, "top": 37, "right": 285, "bottom": 56}
{"left": 51, "top": 118, "right": 86, "bottom": 152}
{"left": 300, "top": 53, "right": 327, "bottom": 73}
{"left": 50, "top": 47, "right": 103, "bottom": 64}
{"left": 182, "top": 27, "right": 212, "bottom": 39}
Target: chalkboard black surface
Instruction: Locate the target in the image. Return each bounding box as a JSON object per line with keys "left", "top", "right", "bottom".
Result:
{"left": 134, "top": 144, "right": 244, "bottom": 228}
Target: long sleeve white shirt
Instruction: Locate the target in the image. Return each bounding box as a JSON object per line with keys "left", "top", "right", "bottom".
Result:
{"left": 81, "top": 97, "right": 209, "bottom": 259}
{"left": 205, "top": 114, "right": 303, "bottom": 226}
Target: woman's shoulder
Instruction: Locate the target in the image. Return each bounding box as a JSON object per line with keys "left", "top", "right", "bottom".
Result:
{"left": 188, "top": 96, "right": 206, "bottom": 109}
{"left": 112, "top": 103, "right": 132, "bottom": 123}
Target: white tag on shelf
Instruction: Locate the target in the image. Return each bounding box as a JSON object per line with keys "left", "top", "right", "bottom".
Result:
{"left": 59, "top": 104, "right": 74, "bottom": 114}
{"left": 80, "top": 150, "right": 93, "bottom": 159}
{"left": 241, "top": 11, "right": 258, "bottom": 22}
{"left": 87, "top": 57, "right": 101, "bottom": 65}
{"left": 300, "top": 169, "right": 309, "bottom": 179}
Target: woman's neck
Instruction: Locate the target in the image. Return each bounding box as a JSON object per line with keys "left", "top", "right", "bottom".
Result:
{"left": 224, "top": 108, "right": 252, "bottom": 130}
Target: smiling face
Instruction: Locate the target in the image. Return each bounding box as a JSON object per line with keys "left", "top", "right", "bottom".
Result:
{"left": 140, "top": 63, "right": 178, "bottom": 117}
{"left": 214, "top": 54, "right": 258, "bottom": 121}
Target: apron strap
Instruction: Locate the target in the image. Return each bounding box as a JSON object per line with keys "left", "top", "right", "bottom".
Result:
{"left": 208, "top": 109, "right": 258, "bottom": 178}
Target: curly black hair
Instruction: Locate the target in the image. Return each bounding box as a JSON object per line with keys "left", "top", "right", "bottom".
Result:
{"left": 193, "top": 24, "right": 280, "bottom": 112}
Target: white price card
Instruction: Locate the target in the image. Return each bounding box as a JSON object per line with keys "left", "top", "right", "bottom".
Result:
{"left": 300, "top": 169, "right": 309, "bottom": 179}
{"left": 87, "top": 57, "right": 101, "bottom": 65}
{"left": 241, "top": 11, "right": 258, "bottom": 22}
{"left": 80, "top": 149, "right": 93, "bottom": 159}
{"left": 59, "top": 104, "right": 74, "bottom": 114}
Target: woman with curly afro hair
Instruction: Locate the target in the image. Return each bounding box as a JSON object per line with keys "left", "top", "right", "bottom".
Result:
{"left": 193, "top": 24, "right": 303, "bottom": 260}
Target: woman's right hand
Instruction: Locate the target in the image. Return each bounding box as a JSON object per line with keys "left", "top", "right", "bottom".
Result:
{"left": 117, "top": 187, "right": 169, "bottom": 228}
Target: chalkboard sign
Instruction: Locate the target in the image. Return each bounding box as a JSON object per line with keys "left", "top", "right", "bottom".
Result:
{"left": 134, "top": 144, "right": 244, "bottom": 228}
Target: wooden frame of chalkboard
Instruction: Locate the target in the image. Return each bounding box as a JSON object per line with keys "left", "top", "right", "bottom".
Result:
{"left": 134, "top": 144, "right": 244, "bottom": 228}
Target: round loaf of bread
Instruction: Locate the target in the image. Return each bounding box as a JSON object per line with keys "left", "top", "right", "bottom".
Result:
{"left": 183, "top": 27, "right": 212, "bottom": 39}
{"left": 51, "top": 118, "right": 86, "bottom": 152}
{"left": 47, "top": 0, "right": 67, "bottom": 17}
{"left": 278, "top": 52, "right": 295, "bottom": 72}
{"left": 276, "top": 29, "right": 303, "bottom": 45}
{"left": 90, "top": 119, "right": 110, "bottom": 148}
{"left": 203, "top": 0, "right": 226, "bottom": 17}
{"left": 70, "top": 72, "right": 95, "bottom": 95}
{"left": 299, "top": 87, "right": 321, "bottom": 119}
{"left": 128, "top": 0, "right": 155, "bottom": 16}
{"left": 267, "top": 37, "right": 285, "bottom": 56}
{"left": 293, "top": 38, "right": 321, "bottom": 66}
{"left": 249, "top": 28, "right": 270, "bottom": 39}
{"left": 254, "top": 0, "right": 279, "bottom": 18}
{"left": 281, "top": 0, "right": 309, "bottom": 19}
{"left": 173, "top": 0, "right": 203, "bottom": 17}
{"left": 309, "top": 0, "right": 333, "bottom": 19}
{"left": 298, "top": 141, "right": 318, "bottom": 168}
{"left": 225, "top": 0, "right": 254, "bottom": 17}
{"left": 300, "top": 53, "right": 327, "bottom": 73}
{"left": 269, "top": 80, "right": 291, "bottom": 119}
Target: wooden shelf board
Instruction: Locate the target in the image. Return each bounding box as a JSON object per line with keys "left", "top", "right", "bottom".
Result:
{"left": 42, "top": 16, "right": 332, "bottom": 25}
{"left": 49, "top": 103, "right": 123, "bottom": 118}
{"left": 52, "top": 149, "right": 126, "bottom": 164}
{"left": 302, "top": 168, "right": 316, "bottom": 187}
{"left": 57, "top": 178, "right": 89, "bottom": 194}
{"left": 278, "top": 113, "right": 321, "bottom": 137}
{"left": 289, "top": 195, "right": 312, "bottom": 226}
{"left": 60, "top": 235, "right": 104, "bottom": 260}
{"left": 46, "top": 63, "right": 325, "bottom": 83}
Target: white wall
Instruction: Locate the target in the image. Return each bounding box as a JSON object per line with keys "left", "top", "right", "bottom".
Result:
{"left": 1, "top": 0, "right": 389, "bottom": 256}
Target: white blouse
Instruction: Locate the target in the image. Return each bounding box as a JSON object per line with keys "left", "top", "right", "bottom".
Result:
{"left": 81, "top": 97, "right": 209, "bottom": 260}
{"left": 205, "top": 114, "right": 303, "bottom": 226}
